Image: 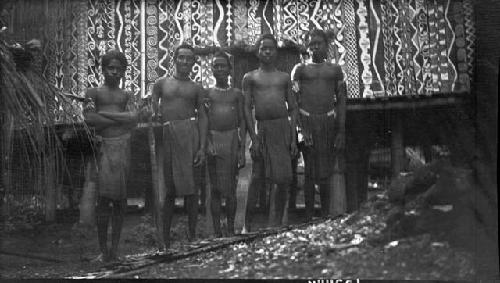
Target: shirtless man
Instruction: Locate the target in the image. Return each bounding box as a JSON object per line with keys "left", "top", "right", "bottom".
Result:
{"left": 152, "top": 44, "right": 208, "bottom": 249}
{"left": 243, "top": 34, "right": 298, "bottom": 230}
{"left": 83, "top": 50, "right": 138, "bottom": 262}
{"left": 291, "top": 29, "right": 346, "bottom": 220}
{"left": 206, "top": 51, "right": 246, "bottom": 237}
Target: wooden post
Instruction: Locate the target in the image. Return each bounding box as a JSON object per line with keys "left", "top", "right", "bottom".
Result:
{"left": 268, "top": 184, "right": 277, "bottom": 226}
{"left": 391, "top": 114, "right": 404, "bottom": 177}
{"left": 329, "top": 154, "right": 347, "bottom": 217}
{"left": 235, "top": 137, "right": 252, "bottom": 233}
{"left": 204, "top": 165, "right": 214, "bottom": 235}
{"left": 281, "top": 186, "right": 289, "bottom": 225}
{"left": 148, "top": 122, "right": 163, "bottom": 245}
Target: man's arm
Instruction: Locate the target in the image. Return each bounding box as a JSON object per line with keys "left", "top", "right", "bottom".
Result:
{"left": 194, "top": 87, "right": 208, "bottom": 166}
{"left": 151, "top": 79, "right": 162, "bottom": 121}
{"left": 237, "top": 89, "right": 247, "bottom": 144}
{"left": 83, "top": 89, "right": 117, "bottom": 130}
{"left": 290, "top": 63, "right": 303, "bottom": 109}
{"left": 237, "top": 89, "right": 247, "bottom": 167}
{"left": 242, "top": 73, "right": 257, "bottom": 143}
{"left": 335, "top": 67, "right": 346, "bottom": 151}
{"left": 97, "top": 92, "right": 138, "bottom": 125}
{"left": 285, "top": 75, "right": 298, "bottom": 155}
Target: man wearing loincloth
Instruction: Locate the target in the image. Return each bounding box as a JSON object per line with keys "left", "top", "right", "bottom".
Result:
{"left": 205, "top": 51, "right": 246, "bottom": 237}
{"left": 243, "top": 34, "right": 298, "bottom": 230}
{"left": 152, "top": 44, "right": 208, "bottom": 250}
{"left": 83, "top": 50, "right": 138, "bottom": 262}
{"left": 291, "top": 29, "right": 347, "bottom": 220}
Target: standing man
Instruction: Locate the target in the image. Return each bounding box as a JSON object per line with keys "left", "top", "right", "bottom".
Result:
{"left": 152, "top": 44, "right": 208, "bottom": 250}
{"left": 206, "top": 51, "right": 246, "bottom": 237}
{"left": 291, "top": 29, "right": 346, "bottom": 220}
{"left": 83, "top": 50, "right": 138, "bottom": 262}
{"left": 243, "top": 34, "right": 298, "bottom": 231}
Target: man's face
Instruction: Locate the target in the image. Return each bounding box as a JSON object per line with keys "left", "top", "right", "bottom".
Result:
{"left": 258, "top": 38, "right": 277, "bottom": 64}
{"left": 212, "top": 56, "right": 230, "bottom": 80}
{"left": 175, "top": 48, "right": 195, "bottom": 74}
{"left": 308, "top": 35, "right": 328, "bottom": 62}
{"left": 103, "top": 59, "right": 125, "bottom": 84}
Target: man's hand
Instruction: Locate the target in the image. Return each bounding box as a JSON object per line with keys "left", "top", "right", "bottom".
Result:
{"left": 334, "top": 131, "right": 345, "bottom": 153}
{"left": 238, "top": 149, "right": 246, "bottom": 169}
{"left": 139, "top": 105, "right": 153, "bottom": 122}
{"left": 290, "top": 141, "right": 298, "bottom": 157}
{"left": 193, "top": 149, "right": 206, "bottom": 167}
{"left": 207, "top": 140, "right": 216, "bottom": 156}
{"left": 249, "top": 139, "right": 261, "bottom": 159}
{"left": 302, "top": 129, "right": 313, "bottom": 147}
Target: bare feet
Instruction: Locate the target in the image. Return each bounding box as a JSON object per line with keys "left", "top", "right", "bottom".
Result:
{"left": 91, "top": 253, "right": 108, "bottom": 263}
{"left": 108, "top": 250, "right": 120, "bottom": 262}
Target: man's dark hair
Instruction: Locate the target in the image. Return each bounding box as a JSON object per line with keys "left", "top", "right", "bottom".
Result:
{"left": 256, "top": 33, "right": 278, "bottom": 49}
{"left": 212, "top": 51, "right": 232, "bottom": 69}
{"left": 102, "top": 50, "right": 128, "bottom": 68}
{"left": 306, "top": 29, "right": 329, "bottom": 44}
{"left": 174, "top": 43, "right": 196, "bottom": 59}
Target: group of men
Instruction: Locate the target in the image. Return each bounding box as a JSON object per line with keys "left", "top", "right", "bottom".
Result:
{"left": 83, "top": 30, "right": 346, "bottom": 262}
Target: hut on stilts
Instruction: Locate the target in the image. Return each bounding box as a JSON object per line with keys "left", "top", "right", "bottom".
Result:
{"left": 1, "top": 0, "right": 479, "bottom": 224}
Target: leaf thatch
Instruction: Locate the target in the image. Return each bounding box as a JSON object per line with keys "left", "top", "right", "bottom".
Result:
{"left": 1, "top": 35, "right": 92, "bottom": 221}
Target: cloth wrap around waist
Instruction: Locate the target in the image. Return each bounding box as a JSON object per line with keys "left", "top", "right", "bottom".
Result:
{"left": 299, "top": 108, "right": 337, "bottom": 182}
{"left": 256, "top": 117, "right": 293, "bottom": 184}
{"left": 97, "top": 132, "right": 131, "bottom": 200}
{"left": 163, "top": 117, "right": 199, "bottom": 196}
{"left": 207, "top": 128, "right": 239, "bottom": 196}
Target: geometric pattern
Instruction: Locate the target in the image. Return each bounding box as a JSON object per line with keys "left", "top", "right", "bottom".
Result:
{"left": 5, "top": 0, "right": 475, "bottom": 101}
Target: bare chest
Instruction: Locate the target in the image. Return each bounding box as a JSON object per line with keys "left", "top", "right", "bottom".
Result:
{"left": 160, "top": 80, "right": 198, "bottom": 103}
{"left": 301, "top": 65, "right": 339, "bottom": 82}
{"left": 95, "top": 91, "right": 128, "bottom": 109}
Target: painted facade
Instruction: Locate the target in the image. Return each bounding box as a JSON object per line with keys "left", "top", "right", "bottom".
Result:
{"left": 2, "top": 0, "right": 475, "bottom": 102}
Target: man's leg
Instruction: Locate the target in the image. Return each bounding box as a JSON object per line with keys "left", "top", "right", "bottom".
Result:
{"left": 96, "top": 196, "right": 110, "bottom": 261}
{"left": 109, "top": 198, "right": 126, "bottom": 260}
{"left": 275, "top": 184, "right": 289, "bottom": 226}
{"left": 207, "top": 158, "right": 222, "bottom": 237}
{"left": 162, "top": 195, "right": 175, "bottom": 249}
{"left": 303, "top": 149, "right": 315, "bottom": 221}
{"left": 195, "top": 164, "right": 207, "bottom": 214}
{"left": 226, "top": 188, "right": 237, "bottom": 236}
{"left": 245, "top": 157, "right": 264, "bottom": 232}
{"left": 253, "top": 161, "right": 266, "bottom": 212}
{"left": 289, "top": 156, "right": 298, "bottom": 210}
{"left": 210, "top": 189, "right": 222, "bottom": 237}
{"left": 185, "top": 194, "right": 198, "bottom": 240}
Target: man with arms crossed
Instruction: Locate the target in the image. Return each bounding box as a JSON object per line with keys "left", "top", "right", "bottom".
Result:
{"left": 83, "top": 50, "right": 138, "bottom": 262}
{"left": 291, "top": 29, "right": 346, "bottom": 220}
{"left": 152, "top": 44, "right": 208, "bottom": 249}
{"left": 244, "top": 34, "right": 298, "bottom": 231}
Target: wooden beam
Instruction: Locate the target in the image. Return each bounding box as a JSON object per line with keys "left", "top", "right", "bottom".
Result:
{"left": 347, "top": 96, "right": 467, "bottom": 111}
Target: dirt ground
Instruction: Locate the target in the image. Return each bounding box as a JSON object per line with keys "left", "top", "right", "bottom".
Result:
{"left": 0, "top": 207, "right": 310, "bottom": 279}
